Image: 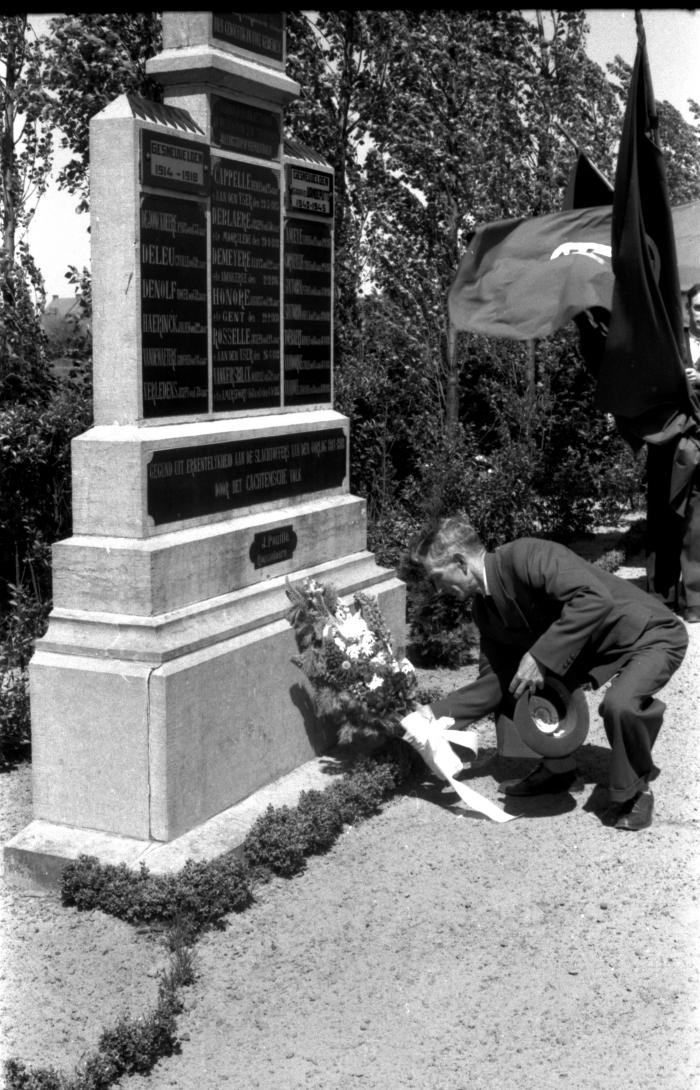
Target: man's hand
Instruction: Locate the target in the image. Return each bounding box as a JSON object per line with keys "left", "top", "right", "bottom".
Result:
{"left": 509, "top": 652, "right": 545, "bottom": 701}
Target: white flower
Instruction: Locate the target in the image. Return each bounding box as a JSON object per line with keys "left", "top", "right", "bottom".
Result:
{"left": 336, "top": 612, "right": 371, "bottom": 643}
{"left": 345, "top": 644, "right": 361, "bottom": 660}
{"left": 399, "top": 657, "right": 415, "bottom": 675}
{"left": 367, "top": 674, "right": 384, "bottom": 691}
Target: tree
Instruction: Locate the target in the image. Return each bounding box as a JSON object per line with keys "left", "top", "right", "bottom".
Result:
{"left": 0, "top": 15, "right": 55, "bottom": 399}
{"left": 39, "top": 13, "right": 162, "bottom": 214}
{"left": 285, "top": 11, "right": 384, "bottom": 403}
{"left": 360, "top": 9, "right": 623, "bottom": 428}
{"left": 0, "top": 15, "right": 53, "bottom": 268}
{"left": 606, "top": 54, "right": 700, "bottom": 206}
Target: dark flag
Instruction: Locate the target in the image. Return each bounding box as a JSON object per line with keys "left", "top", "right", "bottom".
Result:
{"left": 596, "top": 22, "right": 691, "bottom": 426}
{"left": 563, "top": 151, "right": 613, "bottom": 212}
{"left": 560, "top": 152, "right": 614, "bottom": 381}
{"left": 593, "top": 16, "right": 700, "bottom": 610}
{"left": 447, "top": 205, "right": 614, "bottom": 341}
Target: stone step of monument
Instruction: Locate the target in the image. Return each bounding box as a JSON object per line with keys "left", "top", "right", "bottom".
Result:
{"left": 2, "top": 739, "right": 377, "bottom": 891}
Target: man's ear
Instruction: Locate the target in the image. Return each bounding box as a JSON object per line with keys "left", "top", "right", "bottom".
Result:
{"left": 452, "top": 552, "right": 468, "bottom": 572}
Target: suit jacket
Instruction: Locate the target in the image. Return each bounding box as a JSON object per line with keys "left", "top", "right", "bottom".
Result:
{"left": 431, "top": 536, "right": 676, "bottom": 726}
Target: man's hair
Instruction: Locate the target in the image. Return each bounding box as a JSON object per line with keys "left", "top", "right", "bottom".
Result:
{"left": 687, "top": 283, "right": 700, "bottom": 306}
{"left": 408, "top": 514, "right": 484, "bottom": 567}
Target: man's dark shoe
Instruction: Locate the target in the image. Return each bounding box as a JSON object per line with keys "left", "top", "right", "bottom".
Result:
{"left": 503, "top": 763, "right": 578, "bottom": 797}
{"left": 614, "top": 789, "right": 653, "bottom": 831}
{"left": 684, "top": 607, "right": 700, "bottom": 624}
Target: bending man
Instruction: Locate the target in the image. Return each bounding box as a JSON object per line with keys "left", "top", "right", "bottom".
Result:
{"left": 409, "top": 515, "right": 688, "bottom": 831}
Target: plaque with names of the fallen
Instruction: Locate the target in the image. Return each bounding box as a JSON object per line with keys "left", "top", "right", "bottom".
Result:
{"left": 212, "top": 13, "right": 284, "bottom": 63}
{"left": 141, "top": 131, "right": 210, "bottom": 196}
{"left": 249, "top": 525, "right": 297, "bottom": 569}
{"left": 211, "top": 96, "right": 281, "bottom": 161}
{"left": 147, "top": 428, "right": 347, "bottom": 524}
{"left": 140, "top": 194, "right": 209, "bottom": 418}
{"left": 211, "top": 157, "right": 281, "bottom": 412}
{"left": 286, "top": 165, "right": 333, "bottom": 219}
{"left": 284, "top": 218, "right": 332, "bottom": 407}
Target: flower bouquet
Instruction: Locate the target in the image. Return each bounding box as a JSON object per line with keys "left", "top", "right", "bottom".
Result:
{"left": 284, "top": 576, "right": 420, "bottom": 744}
{"left": 285, "top": 576, "right": 515, "bottom": 823}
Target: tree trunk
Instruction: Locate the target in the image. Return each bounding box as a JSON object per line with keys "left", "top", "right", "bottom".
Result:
{"left": 445, "top": 320, "right": 460, "bottom": 435}
{"left": 1, "top": 18, "right": 23, "bottom": 262}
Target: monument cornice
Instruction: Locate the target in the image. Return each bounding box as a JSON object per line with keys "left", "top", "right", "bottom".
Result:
{"left": 146, "top": 46, "right": 301, "bottom": 105}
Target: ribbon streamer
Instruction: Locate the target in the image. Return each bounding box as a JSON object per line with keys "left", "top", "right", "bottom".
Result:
{"left": 400, "top": 711, "right": 516, "bottom": 824}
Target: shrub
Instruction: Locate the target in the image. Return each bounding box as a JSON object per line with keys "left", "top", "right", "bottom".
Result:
{"left": 3, "top": 941, "right": 190, "bottom": 1090}
{"left": 61, "top": 854, "right": 251, "bottom": 936}
{"left": 242, "top": 805, "right": 308, "bottom": 878}
{"left": 0, "top": 579, "right": 51, "bottom": 761}
{"left": 76, "top": 995, "right": 180, "bottom": 1088}
{"left": 595, "top": 548, "right": 625, "bottom": 573}
{"left": 12, "top": 750, "right": 414, "bottom": 1089}
{"left": 403, "top": 568, "right": 478, "bottom": 667}
{"left": 324, "top": 757, "right": 400, "bottom": 823}
{"left": 3, "top": 1062, "right": 66, "bottom": 1090}
{"left": 171, "top": 856, "right": 252, "bottom": 931}
{"left": 295, "top": 788, "right": 345, "bottom": 852}
{"left": 0, "top": 381, "right": 92, "bottom": 605}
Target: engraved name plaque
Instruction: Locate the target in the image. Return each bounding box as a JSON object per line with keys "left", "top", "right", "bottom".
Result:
{"left": 284, "top": 218, "right": 332, "bottom": 406}
{"left": 140, "top": 194, "right": 209, "bottom": 417}
{"left": 210, "top": 158, "right": 281, "bottom": 412}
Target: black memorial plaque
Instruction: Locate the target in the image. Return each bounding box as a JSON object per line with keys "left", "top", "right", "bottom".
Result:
{"left": 286, "top": 165, "right": 333, "bottom": 218}
{"left": 147, "top": 428, "right": 347, "bottom": 524}
{"left": 211, "top": 96, "right": 281, "bottom": 160}
{"left": 211, "top": 158, "right": 281, "bottom": 412}
{"left": 284, "top": 218, "right": 332, "bottom": 406}
{"left": 249, "top": 525, "right": 297, "bottom": 569}
{"left": 212, "top": 13, "right": 284, "bottom": 62}
{"left": 140, "top": 194, "right": 209, "bottom": 417}
{"left": 141, "top": 131, "right": 210, "bottom": 195}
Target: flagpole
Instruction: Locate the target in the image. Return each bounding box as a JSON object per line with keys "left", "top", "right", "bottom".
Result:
{"left": 634, "top": 9, "right": 659, "bottom": 149}
{"left": 634, "top": 9, "right": 645, "bottom": 46}
{"left": 554, "top": 120, "right": 614, "bottom": 191}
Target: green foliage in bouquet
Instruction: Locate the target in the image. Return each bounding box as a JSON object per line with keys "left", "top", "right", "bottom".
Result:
{"left": 285, "top": 577, "right": 425, "bottom": 743}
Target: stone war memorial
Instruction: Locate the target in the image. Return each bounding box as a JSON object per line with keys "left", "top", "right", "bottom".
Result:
{"left": 5, "top": 12, "right": 405, "bottom": 884}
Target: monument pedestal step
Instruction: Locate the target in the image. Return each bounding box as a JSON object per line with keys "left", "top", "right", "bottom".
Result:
{"left": 3, "top": 739, "right": 376, "bottom": 890}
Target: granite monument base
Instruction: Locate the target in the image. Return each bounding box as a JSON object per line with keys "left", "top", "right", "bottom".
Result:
{"left": 5, "top": 552, "right": 404, "bottom": 884}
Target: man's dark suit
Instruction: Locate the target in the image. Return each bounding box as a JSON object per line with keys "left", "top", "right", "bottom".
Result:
{"left": 430, "top": 538, "right": 688, "bottom": 802}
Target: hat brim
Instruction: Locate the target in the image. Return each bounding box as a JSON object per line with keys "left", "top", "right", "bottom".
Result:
{"left": 513, "top": 678, "right": 589, "bottom": 758}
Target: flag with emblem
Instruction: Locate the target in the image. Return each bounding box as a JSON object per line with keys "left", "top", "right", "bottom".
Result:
{"left": 447, "top": 205, "right": 614, "bottom": 341}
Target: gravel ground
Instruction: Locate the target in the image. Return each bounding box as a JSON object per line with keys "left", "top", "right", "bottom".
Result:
{"left": 1, "top": 555, "right": 700, "bottom": 1089}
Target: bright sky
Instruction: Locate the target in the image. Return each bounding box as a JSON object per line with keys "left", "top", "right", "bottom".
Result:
{"left": 584, "top": 8, "right": 700, "bottom": 118}
{"left": 26, "top": 8, "right": 700, "bottom": 299}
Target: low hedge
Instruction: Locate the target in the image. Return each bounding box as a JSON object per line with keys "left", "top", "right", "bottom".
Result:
{"left": 59, "top": 746, "right": 414, "bottom": 934}
{"left": 4, "top": 745, "right": 417, "bottom": 1090}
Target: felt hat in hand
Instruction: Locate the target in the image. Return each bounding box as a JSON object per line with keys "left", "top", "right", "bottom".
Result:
{"left": 511, "top": 677, "right": 589, "bottom": 759}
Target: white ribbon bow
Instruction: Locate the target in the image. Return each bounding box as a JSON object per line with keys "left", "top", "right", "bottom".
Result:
{"left": 400, "top": 711, "right": 515, "bottom": 823}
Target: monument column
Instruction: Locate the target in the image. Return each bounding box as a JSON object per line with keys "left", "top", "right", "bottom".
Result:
{"left": 6, "top": 12, "right": 405, "bottom": 880}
